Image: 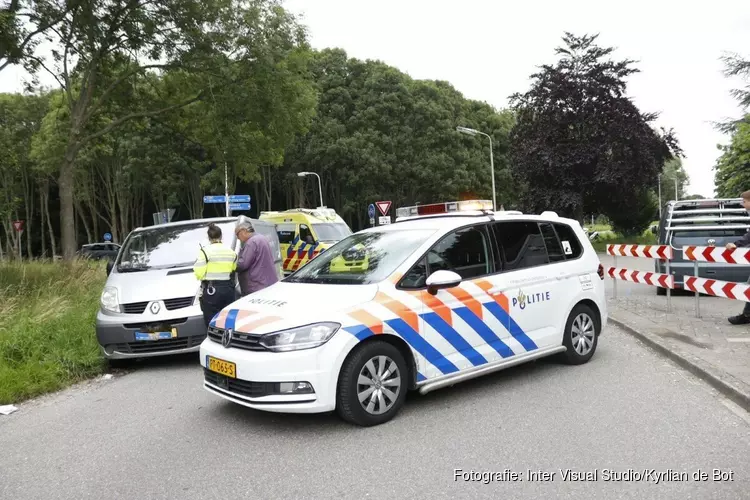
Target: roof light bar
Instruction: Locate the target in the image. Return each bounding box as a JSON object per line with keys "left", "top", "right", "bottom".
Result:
{"left": 394, "top": 200, "right": 493, "bottom": 219}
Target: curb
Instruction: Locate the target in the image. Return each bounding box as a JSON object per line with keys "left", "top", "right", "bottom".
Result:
{"left": 609, "top": 313, "right": 750, "bottom": 412}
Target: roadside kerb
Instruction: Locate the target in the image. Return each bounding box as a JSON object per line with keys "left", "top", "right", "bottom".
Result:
{"left": 608, "top": 311, "right": 750, "bottom": 413}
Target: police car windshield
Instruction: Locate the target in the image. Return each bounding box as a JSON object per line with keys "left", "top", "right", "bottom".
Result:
{"left": 285, "top": 229, "right": 435, "bottom": 285}
{"left": 312, "top": 223, "right": 351, "bottom": 242}
{"left": 116, "top": 221, "right": 236, "bottom": 271}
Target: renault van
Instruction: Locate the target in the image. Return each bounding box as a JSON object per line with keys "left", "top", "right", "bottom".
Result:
{"left": 96, "top": 215, "right": 282, "bottom": 366}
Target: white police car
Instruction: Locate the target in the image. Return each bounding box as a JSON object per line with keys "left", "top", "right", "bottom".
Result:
{"left": 199, "top": 200, "right": 607, "bottom": 426}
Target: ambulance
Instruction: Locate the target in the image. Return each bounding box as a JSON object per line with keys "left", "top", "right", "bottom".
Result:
{"left": 199, "top": 200, "right": 607, "bottom": 427}
{"left": 259, "top": 207, "right": 352, "bottom": 275}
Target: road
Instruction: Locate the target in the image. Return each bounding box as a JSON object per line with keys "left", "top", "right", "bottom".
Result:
{"left": 1, "top": 324, "right": 749, "bottom": 499}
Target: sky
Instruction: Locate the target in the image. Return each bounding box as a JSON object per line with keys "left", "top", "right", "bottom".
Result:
{"left": 1, "top": 0, "right": 747, "bottom": 198}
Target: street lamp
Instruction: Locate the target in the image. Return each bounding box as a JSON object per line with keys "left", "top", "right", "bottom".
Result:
{"left": 298, "top": 171, "right": 324, "bottom": 208}
{"left": 457, "top": 126, "right": 496, "bottom": 211}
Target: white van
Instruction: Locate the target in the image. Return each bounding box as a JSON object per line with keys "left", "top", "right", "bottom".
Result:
{"left": 96, "top": 216, "right": 282, "bottom": 367}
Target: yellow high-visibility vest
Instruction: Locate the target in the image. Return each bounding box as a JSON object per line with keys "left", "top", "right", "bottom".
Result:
{"left": 193, "top": 242, "right": 237, "bottom": 281}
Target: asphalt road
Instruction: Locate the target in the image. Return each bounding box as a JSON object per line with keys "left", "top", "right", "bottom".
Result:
{"left": 2, "top": 324, "right": 749, "bottom": 499}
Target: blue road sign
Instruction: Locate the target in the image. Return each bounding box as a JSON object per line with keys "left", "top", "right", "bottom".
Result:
{"left": 229, "top": 203, "right": 251, "bottom": 211}
{"left": 203, "top": 195, "right": 251, "bottom": 204}
{"left": 368, "top": 203, "right": 376, "bottom": 219}
{"left": 103, "top": 232, "right": 112, "bottom": 242}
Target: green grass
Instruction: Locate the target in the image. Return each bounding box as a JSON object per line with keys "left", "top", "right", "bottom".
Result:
{"left": 591, "top": 230, "right": 658, "bottom": 253}
{"left": 0, "top": 259, "right": 107, "bottom": 404}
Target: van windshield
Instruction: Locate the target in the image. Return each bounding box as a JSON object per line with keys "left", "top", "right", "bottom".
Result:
{"left": 312, "top": 223, "right": 352, "bottom": 242}
{"left": 116, "top": 221, "right": 236, "bottom": 271}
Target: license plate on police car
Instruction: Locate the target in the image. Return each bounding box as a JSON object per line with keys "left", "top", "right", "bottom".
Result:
{"left": 207, "top": 356, "right": 236, "bottom": 378}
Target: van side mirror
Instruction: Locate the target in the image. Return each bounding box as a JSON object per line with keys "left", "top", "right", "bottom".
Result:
{"left": 106, "top": 260, "right": 114, "bottom": 275}
{"left": 425, "top": 270, "right": 462, "bottom": 295}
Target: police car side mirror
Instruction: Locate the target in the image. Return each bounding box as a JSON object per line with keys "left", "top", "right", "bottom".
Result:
{"left": 106, "top": 260, "right": 114, "bottom": 275}
{"left": 425, "top": 270, "right": 462, "bottom": 295}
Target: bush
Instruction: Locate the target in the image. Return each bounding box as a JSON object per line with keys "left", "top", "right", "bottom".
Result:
{"left": 591, "top": 231, "right": 657, "bottom": 253}
{"left": 0, "top": 259, "right": 107, "bottom": 404}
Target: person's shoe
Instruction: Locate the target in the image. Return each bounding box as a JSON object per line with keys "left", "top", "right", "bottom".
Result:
{"left": 728, "top": 314, "right": 750, "bottom": 325}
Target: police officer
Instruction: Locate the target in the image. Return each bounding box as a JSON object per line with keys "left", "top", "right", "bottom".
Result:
{"left": 193, "top": 223, "right": 238, "bottom": 327}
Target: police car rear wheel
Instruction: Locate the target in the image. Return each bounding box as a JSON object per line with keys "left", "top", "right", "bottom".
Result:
{"left": 336, "top": 341, "right": 407, "bottom": 427}
{"left": 561, "top": 304, "right": 599, "bottom": 365}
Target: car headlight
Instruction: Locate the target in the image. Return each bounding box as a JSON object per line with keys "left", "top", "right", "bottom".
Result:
{"left": 100, "top": 286, "right": 119, "bottom": 313}
{"left": 259, "top": 322, "right": 341, "bottom": 352}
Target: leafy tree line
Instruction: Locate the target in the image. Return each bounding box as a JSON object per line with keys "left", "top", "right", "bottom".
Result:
{"left": 1, "top": 1, "right": 696, "bottom": 259}
{"left": 714, "top": 53, "right": 750, "bottom": 198}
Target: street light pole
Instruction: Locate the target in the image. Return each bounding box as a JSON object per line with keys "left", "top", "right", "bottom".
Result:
{"left": 456, "top": 126, "right": 496, "bottom": 211}
{"left": 658, "top": 174, "right": 662, "bottom": 219}
{"left": 298, "top": 171, "right": 324, "bottom": 208}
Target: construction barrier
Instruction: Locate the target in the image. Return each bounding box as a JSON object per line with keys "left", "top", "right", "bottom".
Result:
{"left": 682, "top": 246, "right": 750, "bottom": 318}
{"left": 606, "top": 244, "right": 675, "bottom": 312}
{"left": 606, "top": 243, "right": 750, "bottom": 318}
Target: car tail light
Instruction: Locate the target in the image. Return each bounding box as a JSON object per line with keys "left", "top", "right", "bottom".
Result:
{"left": 597, "top": 263, "right": 604, "bottom": 280}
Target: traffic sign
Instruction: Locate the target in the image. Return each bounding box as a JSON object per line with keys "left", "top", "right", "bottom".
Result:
{"left": 203, "top": 195, "right": 251, "bottom": 204}
{"left": 103, "top": 232, "right": 112, "bottom": 242}
{"left": 229, "top": 203, "right": 251, "bottom": 211}
{"left": 368, "top": 204, "right": 376, "bottom": 219}
{"left": 376, "top": 201, "right": 391, "bottom": 216}
{"left": 378, "top": 216, "right": 391, "bottom": 225}
{"left": 12, "top": 220, "right": 24, "bottom": 232}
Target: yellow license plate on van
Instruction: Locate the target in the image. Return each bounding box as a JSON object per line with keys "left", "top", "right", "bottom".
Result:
{"left": 207, "top": 356, "right": 236, "bottom": 378}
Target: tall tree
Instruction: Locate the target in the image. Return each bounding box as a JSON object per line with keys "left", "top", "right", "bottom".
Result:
{"left": 717, "top": 53, "right": 750, "bottom": 133}
{"left": 1, "top": 0, "right": 256, "bottom": 259}
{"left": 508, "top": 32, "right": 682, "bottom": 235}
{"left": 714, "top": 117, "right": 750, "bottom": 198}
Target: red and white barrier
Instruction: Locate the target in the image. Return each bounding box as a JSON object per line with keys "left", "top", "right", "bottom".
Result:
{"left": 684, "top": 277, "right": 750, "bottom": 302}
{"left": 682, "top": 246, "right": 750, "bottom": 265}
{"left": 607, "top": 244, "right": 673, "bottom": 260}
{"left": 607, "top": 268, "right": 675, "bottom": 289}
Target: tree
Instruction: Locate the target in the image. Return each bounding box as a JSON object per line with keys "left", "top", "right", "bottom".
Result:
{"left": 714, "top": 117, "right": 750, "bottom": 198}
{"left": 3, "top": 0, "right": 314, "bottom": 259}
{"left": 716, "top": 53, "right": 750, "bottom": 133}
{"left": 659, "top": 158, "right": 689, "bottom": 202}
{"left": 507, "top": 33, "right": 682, "bottom": 235}
{"left": 280, "top": 48, "right": 518, "bottom": 230}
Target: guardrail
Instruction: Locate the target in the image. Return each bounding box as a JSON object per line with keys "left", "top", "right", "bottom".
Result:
{"left": 606, "top": 244, "right": 675, "bottom": 312}
{"left": 681, "top": 246, "right": 750, "bottom": 318}
{"left": 606, "top": 243, "right": 750, "bottom": 318}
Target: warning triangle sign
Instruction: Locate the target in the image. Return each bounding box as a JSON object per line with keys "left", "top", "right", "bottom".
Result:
{"left": 376, "top": 201, "right": 391, "bottom": 216}
{"left": 12, "top": 220, "right": 24, "bottom": 232}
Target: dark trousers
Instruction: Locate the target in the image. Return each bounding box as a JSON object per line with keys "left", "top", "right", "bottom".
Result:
{"left": 744, "top": 277, "right": 750, "bottom": 316}
{"left": 200, "top": 281, "right": 236, "bottom": 328}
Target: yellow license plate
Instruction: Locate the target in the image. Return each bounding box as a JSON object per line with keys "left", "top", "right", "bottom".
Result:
{"left": 207, "top": 356, "right": 236, "bottom": 378}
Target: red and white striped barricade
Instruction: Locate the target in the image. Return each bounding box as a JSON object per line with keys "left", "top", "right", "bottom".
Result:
{"left": 681, "top": 246, "right": 750, "bottom": 318}
{"left": 606, "top": 244, "right": 675, "bottom": 311}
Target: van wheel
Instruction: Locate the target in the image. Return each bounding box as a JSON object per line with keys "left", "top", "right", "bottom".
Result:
{"left": 561, "top": 303, "right": 599, "bottom": 365}
{"left": 336, "top": 341, "right": 408, "bottom": 427}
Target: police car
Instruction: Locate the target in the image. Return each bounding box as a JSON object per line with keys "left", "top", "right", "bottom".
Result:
{"left": 199, "top": 200, "right": 607, "bottom": 426}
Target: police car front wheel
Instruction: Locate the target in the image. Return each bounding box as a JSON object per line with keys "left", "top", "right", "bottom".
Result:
{"left": 336, "top": 341, "right": 408, "bottom": 427}
{"left": 561, "top": 303, "right": 599, "bottom": 365}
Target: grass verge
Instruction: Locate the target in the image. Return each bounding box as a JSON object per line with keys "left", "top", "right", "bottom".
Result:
{"left": 591, "top": 232, "right": 658, "bottom": 253}
{"left": 0, "top": 259, "right": 106, "bottom": 404}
